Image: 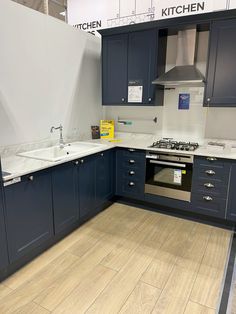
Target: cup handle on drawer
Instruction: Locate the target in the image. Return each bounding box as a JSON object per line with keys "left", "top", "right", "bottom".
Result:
{"left": 129, "top": 160, "right": 135, "bottom": 164}
{"left": 206, "top": 157, "right": 217, "bottom": 161}
{"left": 129, "top": 171, "right": 135, "bottom": 175}
{"left": 129, "top": 182, "right": 135, "bottom": 187}
{"left": 204, "top": 183, "right": 215, "bottom": 188}
{"left": 205, "top": 170, "right": 216, "bottom": 175}
{"left": 203, "top": 196, "right": 213, "bottom": 201}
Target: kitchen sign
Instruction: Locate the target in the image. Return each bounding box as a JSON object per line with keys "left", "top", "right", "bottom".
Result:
{"left": 68, "top": 0, "right": 236, "bottom": 35}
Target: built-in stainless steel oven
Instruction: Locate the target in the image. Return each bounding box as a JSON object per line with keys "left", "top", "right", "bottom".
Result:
{"left": 145, "top": 151, "right": 194, "bottom": 202}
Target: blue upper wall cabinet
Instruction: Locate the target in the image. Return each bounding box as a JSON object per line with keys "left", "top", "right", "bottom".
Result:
{"left": 102, "top": 34, "right": 128, "bottom": 105}
{"left": 128, "top": 29, "right": 158, "bottom": 105}
{"left": 205, "top": 19, "right": 236, "bottom": 107}
{"left": 102, "top": 29, "right": 166, "bottom": 106}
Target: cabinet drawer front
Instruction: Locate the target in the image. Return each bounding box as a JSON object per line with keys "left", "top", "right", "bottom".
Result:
{"left": 194, "top": 165, "right": 230, "bottom": 182}
{"left": 121, "top": 166, "right": 144, "bottom": 179}
{"left": 120, "top": 156, "right": 145, "bottom": 169}
{"left": 121, "top": 179, "right": 144, "bottom": 195}
{"left": 191, "top": 193, "right": 226, "bottom": 218}
{"left": 192, "top": 179, "right": 228, "bottom": 197}
{"left": 194, "top": 156, "right": 225, "bottom": 168}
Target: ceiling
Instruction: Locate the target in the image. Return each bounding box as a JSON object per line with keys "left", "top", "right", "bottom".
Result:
{"left": 12, "top": 0, "right": 67, "bottom": 21}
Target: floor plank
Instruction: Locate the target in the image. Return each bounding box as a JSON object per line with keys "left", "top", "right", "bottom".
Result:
{"left": 190, "top": 227, "right": 232, "bottom": 309}
{"left": 52, "top": 265, "right": 116, "bottom": 314}
{"left": 0, "top": 203, "right": 231, "bottom": 314}
{"left": 152, "top": 265, "right": 198, "bottom": 314}
{"left": 34, "top": 233, "right": 123, "bottom": 311}
{"left": 0, "top": 252, "right": 79, "bottom": 314}
{"left": 184, "top": 301, "right": 216, "bottom": 314}
{"left": 0, "top": 284, "right": 12, "bottom": 300}
{"left": 12, "top": 302, "right": 50, "bottom": 314}
{"left": 119, "top": 281, "right": 161, "bottom": 314}
{"left": 86, "top": 245, "right": 155, "bottom": 314}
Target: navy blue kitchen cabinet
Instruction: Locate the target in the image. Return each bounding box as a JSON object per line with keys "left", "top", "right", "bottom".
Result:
{"left": 102, "top": 29, "right": 165, "bottom": 106}
{"left": 191, "top": 156, "right": 230, "bottom": 218}
{"left": 0, "top": 174, "right": 8, "bottom": 270}
{"left": 116, "top": 148, "right": 146, "bottom": 199}
{"left": 95, "top": 150, "right": 114, "bottom": 206}
{"left": 205, "top": 19, "right": 236, "bottom": 107}
{"left": 102, "top": 34, "right": 128, "bottom": 105}
{"left": 4, "top": 170, "right": 54, "bottom": 263}
{"left": 128, "top": 29, "right": 158, "bottom": 104}
{"left": 52, "top": 162, "right": 79, "bottom": 234}
{"left": 78, "top": 155, "right": 96, "bottom": 219}
{"left": 227, "top": 163, "right": 236, "bottom": 221}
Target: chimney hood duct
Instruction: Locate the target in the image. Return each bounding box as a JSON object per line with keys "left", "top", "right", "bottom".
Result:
{"left": 152, "top": 28, "right": 205, "bottom": 87}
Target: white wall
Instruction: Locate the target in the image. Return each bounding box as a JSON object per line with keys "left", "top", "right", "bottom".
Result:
{"left": 0, "top": 0, "right": 102, "bottom": 148}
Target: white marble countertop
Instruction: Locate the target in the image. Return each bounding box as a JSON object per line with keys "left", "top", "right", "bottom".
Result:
{"left": 2, "top": 134, "right": 236, "bottom": 182}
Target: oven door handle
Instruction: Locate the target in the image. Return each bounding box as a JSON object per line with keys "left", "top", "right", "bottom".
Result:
{"left": 149, "top": 160, "right": 186, "bottom": 168}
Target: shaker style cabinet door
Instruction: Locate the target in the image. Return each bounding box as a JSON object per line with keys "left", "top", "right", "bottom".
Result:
{"left": 78, "top": 156, "right": 96, "bottom": 219}
{"left": 128, "top": 29, "right": 157, "bottom": 104}
{"left": 52, "top": 162, "right": 79, "bottom": 234}
{"left": 205, "top": 19, "right": 236, "bottom": 107}
{"left": 95, "top": 150, "right": 114, "bottom": 205}
{"left": 102, "top": 34, "right": 128, "bottom": 105}
{"left": 4, "top": 170, "right": 54, "bottom": 263}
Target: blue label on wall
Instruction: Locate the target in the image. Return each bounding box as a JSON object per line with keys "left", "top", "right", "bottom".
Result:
{"left": 178, "top": 93, "right": 190, "bottom": 110}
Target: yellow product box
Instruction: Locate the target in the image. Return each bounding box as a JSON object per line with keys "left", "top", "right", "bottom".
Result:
{"left": 100, "top": 120, "right": 114, "bottom": 139}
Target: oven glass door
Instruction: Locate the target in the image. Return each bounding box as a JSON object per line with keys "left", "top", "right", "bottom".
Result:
{"left": 145, "top": 159, "right": 192, "bottom": 192}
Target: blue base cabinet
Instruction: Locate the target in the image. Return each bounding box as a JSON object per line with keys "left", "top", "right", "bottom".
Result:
{"left": 227, "top": 164, "right": 236, "bottom": 221}
{"left": 4, "top": 170, "right": 54, "bottom": 263}
{"left": 116, "top": 148, "right": 146, "bottom": 199}
{"left": 95, "top": 150, "right": 114, "bottom": 206}
{"left": 78, "top": 150, "right": 114, "bottom": 219}
{"left": 52, "top": 162, "right": 79, "bottom": 234}
{"left": 0, "top": 180, "right": 8, "bottom": 270}
{"left": 78, "top": 155, "right": 96, "bottom": 219}
{"left": 191, "top": 157, "right": 230, "bottom": 219}
{"left": 205, "top": 19, "right": 236, "bottom": 107}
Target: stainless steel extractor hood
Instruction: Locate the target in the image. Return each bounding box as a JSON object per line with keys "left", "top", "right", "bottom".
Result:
{"left": 152, "top": 28, "right": 205, "bottom": 87}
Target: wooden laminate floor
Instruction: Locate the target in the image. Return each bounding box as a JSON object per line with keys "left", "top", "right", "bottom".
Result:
{"left": 0, "top": 203, "right": 232, "bottom": 314}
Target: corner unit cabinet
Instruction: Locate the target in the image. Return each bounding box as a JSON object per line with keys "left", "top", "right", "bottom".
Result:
{"left": 205, "top": 19, "right": 236, "bottom": 107}
{"left": 52, "top": 162, "right": 79, "bottom": 234}
{"left": 4, "top": 170, "right": 54, "bottom": 263}
{"left": 0, "top": 182, "right": 8, "bottom": 270}
{"left": 102, "top": 29, "right": 165, "bottom": 106}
